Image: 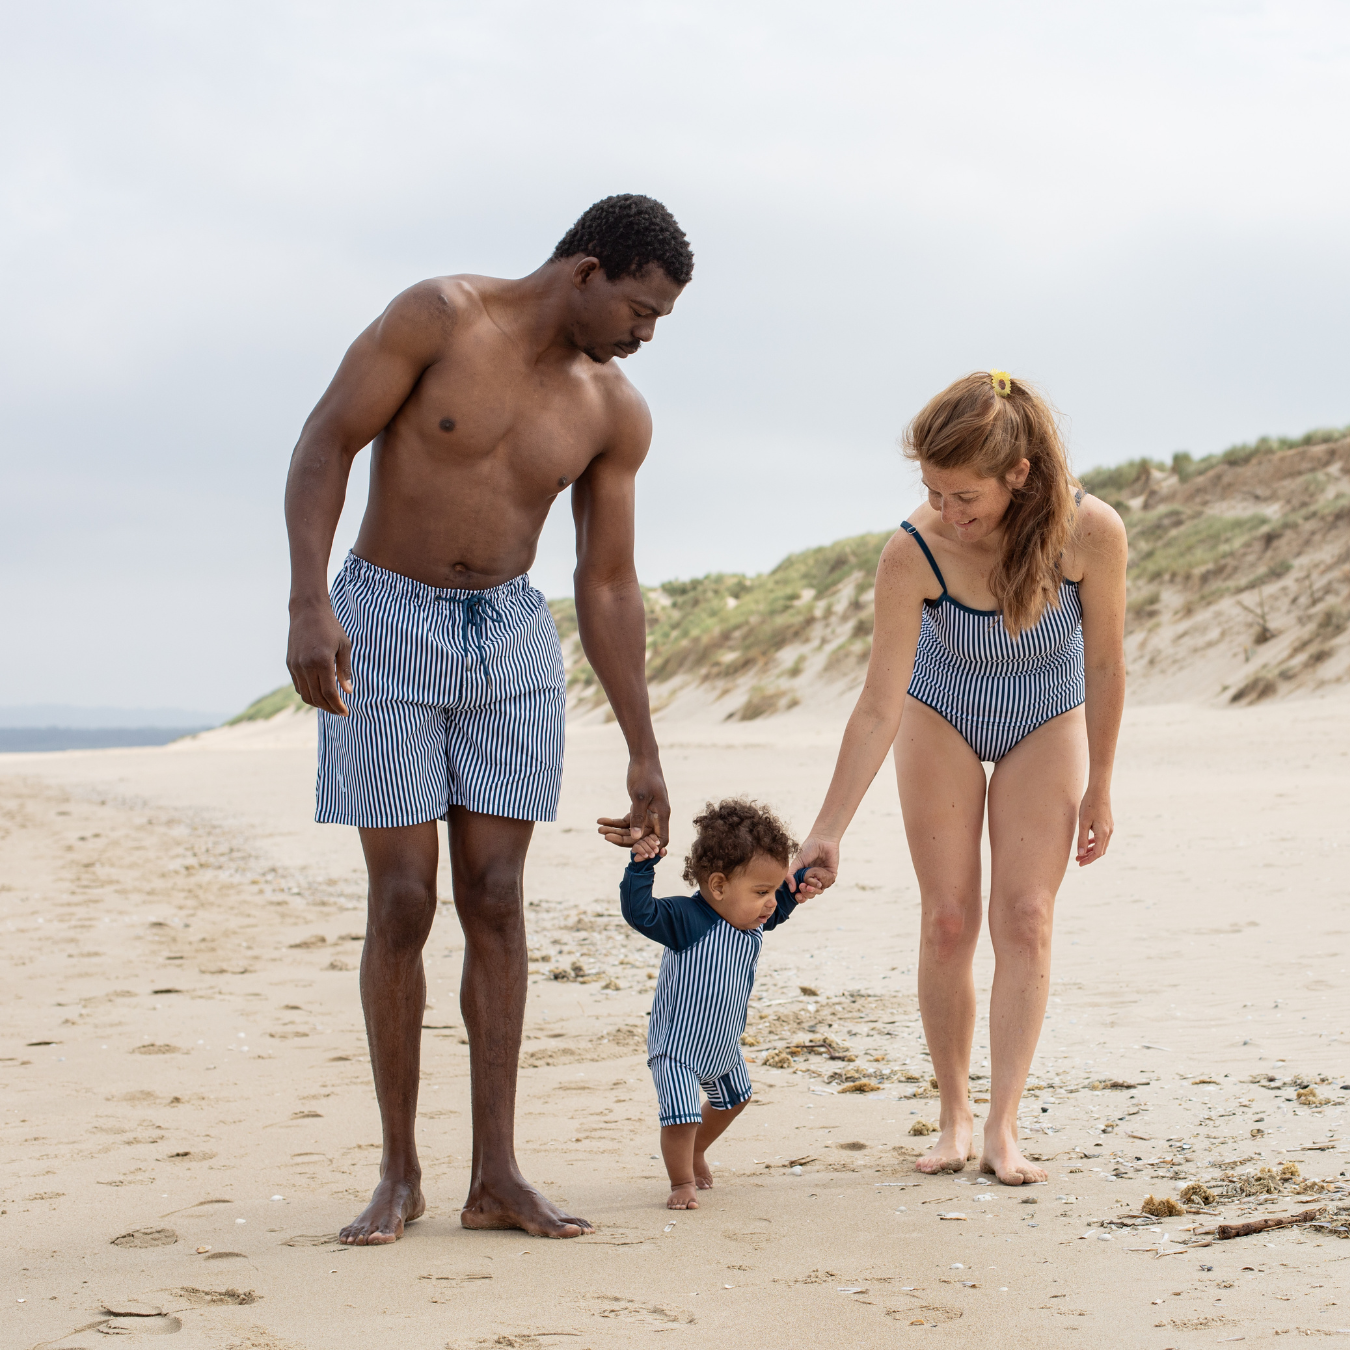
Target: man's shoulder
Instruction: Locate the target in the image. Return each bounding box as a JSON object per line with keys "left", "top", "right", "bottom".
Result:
{"left": 581, "top": 362, "right": 650, "bottom": 462}
{"left": 383, "top": 274, "right": 492, "bottom": 333}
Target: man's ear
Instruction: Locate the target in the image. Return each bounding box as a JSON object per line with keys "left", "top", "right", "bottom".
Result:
{"left": 571, "top": 257, "right": 602, "bottom": 290}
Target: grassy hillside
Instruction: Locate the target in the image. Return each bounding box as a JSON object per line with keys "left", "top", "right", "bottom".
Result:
{"left": 1081, "top": 428, "right": 1350, "bottom": 704}
{"left": 551, "top": 532, "right": 891, "bottom": 721}
{"left": 227, "top": 683, "right": 305, "bottom": 723}
{"left": 228, "top": 422, "right": 1350, "bottom": 723}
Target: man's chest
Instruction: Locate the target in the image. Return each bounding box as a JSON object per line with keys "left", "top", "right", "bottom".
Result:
{"left": 398, "top": 350, "right": 612, "bottom": 495}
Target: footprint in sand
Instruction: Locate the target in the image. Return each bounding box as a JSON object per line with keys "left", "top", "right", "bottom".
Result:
{"left": 110, "top": 1227, "right": 178, "bottom": 1247}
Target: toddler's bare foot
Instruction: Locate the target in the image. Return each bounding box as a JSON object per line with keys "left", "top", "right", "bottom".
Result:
{"left": 914, "top": 1116, "right": 975, "bottom": 1175}
{"left": 692, "top": 1151, "right": 714, "bottom": 1190}
{"left": 667, "top": 1182, "right": 700, "bottom": 1209}
{"left": 979, "top": 1128, "right": 1047, "bottom": 1186}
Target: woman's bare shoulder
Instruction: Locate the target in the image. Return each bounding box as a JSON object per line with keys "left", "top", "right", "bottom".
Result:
{"left": 876, "top": 521, "right": 944, "bottom": 600}
{"left": 1068, "top": 493, "right": 1128, "bottom": 573}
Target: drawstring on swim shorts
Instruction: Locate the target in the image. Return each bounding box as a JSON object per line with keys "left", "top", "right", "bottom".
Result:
{"left": 436, "top": 591, "right": 505, "bottom": 681}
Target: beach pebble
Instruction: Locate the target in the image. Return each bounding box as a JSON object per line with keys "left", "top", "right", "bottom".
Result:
{"left": 790, "top": 1165, "right": 803, "bottom": 1176}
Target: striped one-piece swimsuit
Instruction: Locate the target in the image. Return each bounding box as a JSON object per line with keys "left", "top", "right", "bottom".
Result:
{"left": 900, "top": 520, "right": 1086, "bottom": 763}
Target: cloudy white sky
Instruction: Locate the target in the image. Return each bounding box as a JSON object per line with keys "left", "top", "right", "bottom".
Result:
{"left": 3, "top": 0, "right": 1347, "bottom": 715}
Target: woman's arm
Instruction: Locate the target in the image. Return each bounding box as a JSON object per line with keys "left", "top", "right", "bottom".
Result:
{"left": 791, "top": 533, "right": 928, "bottom": 894}
{"left": 1072, "top": 496, "right": 1129, "bottom": 866}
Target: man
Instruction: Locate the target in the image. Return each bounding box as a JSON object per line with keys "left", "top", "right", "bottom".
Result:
{"left": 284, "top": 194, "right": 691, "bottom": 1244}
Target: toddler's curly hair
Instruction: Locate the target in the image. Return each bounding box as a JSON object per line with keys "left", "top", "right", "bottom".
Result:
{"left": 682, "top": 798, "right": 798, "bottom": 887}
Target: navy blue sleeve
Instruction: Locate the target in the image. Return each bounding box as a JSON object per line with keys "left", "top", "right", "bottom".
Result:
{"left": 619, "top": 856, "right": 719, "bottom": 952}
{"left": 763, "top": 867, "right": 807, "bottom": 932}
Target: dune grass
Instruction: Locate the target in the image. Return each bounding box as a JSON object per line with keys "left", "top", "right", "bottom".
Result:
{"left": 227, "top": 683, "right": 305, "bottom": 724}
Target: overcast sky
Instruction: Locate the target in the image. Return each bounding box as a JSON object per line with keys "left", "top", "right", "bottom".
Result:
{"left": 3, "top": 0, "right": 1347, "bottom": 715}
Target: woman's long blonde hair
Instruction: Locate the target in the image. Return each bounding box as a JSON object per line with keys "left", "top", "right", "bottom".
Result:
{"left": 902, "top": 371, "right": 1079, "bottom": 635}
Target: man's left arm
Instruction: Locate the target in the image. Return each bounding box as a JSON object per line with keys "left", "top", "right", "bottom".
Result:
{"left": 572, "top": 387, "right": 670, "bottom": 853}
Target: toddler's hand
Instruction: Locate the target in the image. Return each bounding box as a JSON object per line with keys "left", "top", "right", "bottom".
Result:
{"left": 597, "top": 816, "right": 667, "bottom": 860}
{"left": 788, "top": 837, "right": 839, "bottom": 898}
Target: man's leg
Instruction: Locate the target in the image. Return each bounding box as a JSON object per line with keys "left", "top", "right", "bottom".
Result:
{"left": 449, "top": 805, "right": 592, "bottom": 1237}
{"left": 339, "top": 821, "right": 440, "bottom": 1245}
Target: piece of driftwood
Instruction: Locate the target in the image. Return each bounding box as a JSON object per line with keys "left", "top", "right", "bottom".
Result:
{"left": 1214, "top": 1207, "right": 1324, "bottom": 1240}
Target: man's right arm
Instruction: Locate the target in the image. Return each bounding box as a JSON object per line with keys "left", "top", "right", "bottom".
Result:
{"left": 284, "top": 282, "right": 454, "bottom": 713}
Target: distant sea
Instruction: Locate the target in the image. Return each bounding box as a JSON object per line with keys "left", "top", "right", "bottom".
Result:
{"left": 0, "top": 704, "right": 225, "bottom": 753}
{"left": 0, "top": 726, "right": 213, "bottom": 752}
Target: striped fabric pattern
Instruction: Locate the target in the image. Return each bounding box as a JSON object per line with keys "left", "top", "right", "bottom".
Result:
{"left": 648, "top": 919, "right": 763, "bottom": 1079}
{"left": 650, "top": 1055, "right": 752, "bottom": 1127}
{"left": 901, "top": 521, "right": 1086, "bottom": 764}
{"left": 315, "top": 552, "right": 566, "bottom": 827}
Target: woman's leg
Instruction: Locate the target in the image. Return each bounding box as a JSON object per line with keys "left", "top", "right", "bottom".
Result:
{"left": 895, "top": 697, "right": 989, "bottom": 1173}
{"left": 982, "top": 707, "right": 1087, "bottom": 1184}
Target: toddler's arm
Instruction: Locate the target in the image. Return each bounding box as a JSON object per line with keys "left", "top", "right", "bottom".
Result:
{"left": 763, "top": 867, "right": 809, "bottom": 932}
{"left": 620, "top": 855, "right": 714, "bottom": 951}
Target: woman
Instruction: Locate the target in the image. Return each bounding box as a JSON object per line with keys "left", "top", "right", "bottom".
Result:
{"left": 794, "top": 371, "right": 1127, "bottom": 1184}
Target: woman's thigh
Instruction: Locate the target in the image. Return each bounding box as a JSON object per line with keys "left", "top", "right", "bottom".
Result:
{"left": 986, "top": 707, "right": 1087, "bottom": 927}
{"left": 895, "top": 696, "right": 988, "bottom": 903}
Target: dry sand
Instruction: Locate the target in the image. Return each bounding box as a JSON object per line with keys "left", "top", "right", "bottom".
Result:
{"left": 2, "top": 694, "right": 1348, "bottom": 1349}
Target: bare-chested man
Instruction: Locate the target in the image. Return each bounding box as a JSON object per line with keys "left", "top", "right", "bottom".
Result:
{"left": 284, "top": 195, "right": 692, "bottom": 1244}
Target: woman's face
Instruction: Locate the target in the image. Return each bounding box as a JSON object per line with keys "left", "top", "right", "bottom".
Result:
{"left": 920, "top": 459, "right": 1030, "bottom": 544}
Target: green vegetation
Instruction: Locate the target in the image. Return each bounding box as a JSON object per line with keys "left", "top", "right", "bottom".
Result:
{"left": 1080, "top": 426, "right": 1350, "bottom": 506}
{"left": 227, "top": 683, "right": 305, "bottom": 723}
{"left": 550, "top": 531, "right": 892, "bottom": 699}
{"left": 1128, "top": 509, "right": 1270, "bottom": 582}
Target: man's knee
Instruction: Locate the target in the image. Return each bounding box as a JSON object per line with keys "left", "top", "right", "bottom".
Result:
{"left": 454, "top": 863, "right": 524, "bottom": 934}
{"left": 367, "top": 873, "right": 438, "bottom": 951}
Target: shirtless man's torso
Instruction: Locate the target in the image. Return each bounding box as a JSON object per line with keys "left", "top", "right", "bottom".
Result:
{"left": 284, "top": 194, "right": 692, "bottom": 1243}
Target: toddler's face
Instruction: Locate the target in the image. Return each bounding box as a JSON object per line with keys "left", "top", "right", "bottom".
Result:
{"left": 701, "top": 852, "right": 788, "bottom": 930}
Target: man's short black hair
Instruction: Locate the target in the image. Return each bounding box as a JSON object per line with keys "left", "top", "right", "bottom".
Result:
{"left": 551, "top": 194, "right": 693, "bottom": 287}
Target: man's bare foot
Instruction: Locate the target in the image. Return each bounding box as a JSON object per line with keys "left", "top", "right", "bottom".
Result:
{"left": 667, "top": 1182, "right": 700, "bottom": 1209}
{"left": 460, "top": 1174, "right": 593, "bottom": 1238}
{"left": 979, "top": 1129, "right": 1048, "bottom": 1185}
{"left": 339, "top": 1175, "right": 425, "bottom": 1245}
{"left": 914, "top": 1118, "right": 975, "bottom": 1174}
{"left": 692, "top": 1152, "right": 714, "bottom": 1190}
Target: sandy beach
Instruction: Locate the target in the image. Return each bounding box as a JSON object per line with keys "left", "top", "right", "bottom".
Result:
{"left": 2, "top": 694, "right": 1348, "bottom": 1349}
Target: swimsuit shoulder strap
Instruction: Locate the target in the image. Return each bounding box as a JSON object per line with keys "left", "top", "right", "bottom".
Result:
{"left": 899, "top": 520, "right": 948, "bottom": 594}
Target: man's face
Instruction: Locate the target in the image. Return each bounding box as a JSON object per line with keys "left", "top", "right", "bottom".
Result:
{"left": 567, "top": 260, "right": 684, "bottom": 363}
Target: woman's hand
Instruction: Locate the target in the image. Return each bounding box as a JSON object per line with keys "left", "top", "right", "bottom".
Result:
{"left": 1075, "top": 789, "right": 1114, "bottom": 866}
{"left": 789, "top": 836, "right": 840, "bottom": 898}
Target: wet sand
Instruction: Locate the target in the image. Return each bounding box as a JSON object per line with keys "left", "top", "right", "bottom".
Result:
{"left": 2, "top": 694, "right": 1348, "bottom": 1348}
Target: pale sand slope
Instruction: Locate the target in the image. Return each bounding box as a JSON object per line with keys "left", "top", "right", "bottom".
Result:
{"left": 1, "top": 696, "right": 1348, "bottom": 1349}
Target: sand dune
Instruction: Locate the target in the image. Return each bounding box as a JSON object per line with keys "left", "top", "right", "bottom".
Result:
{"left": 2, "top": 689, "right": 1348, "bottom": 1348}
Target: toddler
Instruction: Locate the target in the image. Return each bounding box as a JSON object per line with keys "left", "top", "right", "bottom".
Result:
{"left": 603, "top": 799, "right": 808, "bottom": 1209}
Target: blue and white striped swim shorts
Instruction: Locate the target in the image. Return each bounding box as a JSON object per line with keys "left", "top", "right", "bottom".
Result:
{"left": 315, "top": 553, "right": 567, "bottom": 828}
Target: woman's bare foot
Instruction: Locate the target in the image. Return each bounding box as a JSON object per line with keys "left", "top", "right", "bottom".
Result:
{"left": 339, "top": 1174, "right": 425, "bottom": 1245}
{"left": 460, "top": 1173, "right": 592, "bottom": 1237}
{"left": 914, "top": 1116, "right": 975, "bottom": 1174}
{"left": 979, "top": 1126, "right": 1048, "bottom": 1185}
{"left": 692, "top": 1152, "right": 714, "bottom": 1190}
{"left": 667, "top": 1181, "right": 700, "bottom": 1209}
